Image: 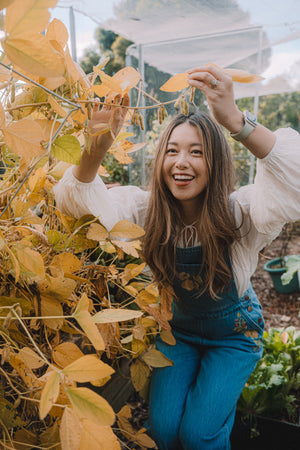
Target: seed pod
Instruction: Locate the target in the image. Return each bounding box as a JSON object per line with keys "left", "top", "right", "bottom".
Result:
{"left": 1, "top": 345, "right": 10, "bottom": 365}
{"left": 139, "top": 112, "right": 144, "bottom": 130}
{"left": 80, "top": 104, "right": 86, "bottom": 115}
{"left": 3, "top": 311, "right": 13, "bottom": 329}
{"left": 10, "top": 82, "right": 15, "bottom": 104}
{"left": 76, "top": 81, "right": 81, "bottom": 98}
{"left": 189, "top": 87, "right": 195, "bottom": 103}
{"left": 47, "top": 108, "right": 54, "bottom": 121}
{"left": 87, "top": 103, "right": 92, "bottom": 120}
{"left": 174, "top": 96, "right": 181, "bottom": 109}
{"left": 131, "top": 109, "right": 136, "bottom": 125}
{"left": 158, "top": 106, "right": 163, "bottom": 124}
{"left": 162, "top": 106, "right": 168, "bottom": 119}
{"left": 14, "top": 305, "right": 22, "bottom": 317}
{"left": 134, "top": 109, "right": 140, "bottom": 126}
{"left": 13, "top": 397, "right": 21, "bottom": 409}
{"left": 180, "top": 98, "right": 188, "bottom": 116}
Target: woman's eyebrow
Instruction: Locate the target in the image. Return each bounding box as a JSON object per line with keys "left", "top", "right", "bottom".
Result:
{"left": 167, "top": 142, "right": 202, "bottom": 146}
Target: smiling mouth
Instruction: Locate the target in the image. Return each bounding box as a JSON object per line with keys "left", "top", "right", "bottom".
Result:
{"left": 172, "top": 174, "right": 195, "bottom": 185}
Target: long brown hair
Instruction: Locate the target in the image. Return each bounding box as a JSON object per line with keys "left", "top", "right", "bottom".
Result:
{"left": 143, "top": 112, "right": 242, "bottom": 299}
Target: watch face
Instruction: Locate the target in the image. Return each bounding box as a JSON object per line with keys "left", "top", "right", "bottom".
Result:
{"left": 244, "top": 110, "right": 258, "bottom": 126}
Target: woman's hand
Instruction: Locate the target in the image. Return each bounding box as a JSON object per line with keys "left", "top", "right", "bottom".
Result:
{"left": 187, "top": 65, "right": 244, "bottom": 134}
{"left": 89, "top": 92, "right": 130, "bottom": 155}
{"left": 73, "top": 92, "right": 130, "bottom": 183}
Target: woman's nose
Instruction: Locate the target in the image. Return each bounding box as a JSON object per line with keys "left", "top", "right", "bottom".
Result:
{"left": 175, "top": 152, "right": 189, "bottom": 169}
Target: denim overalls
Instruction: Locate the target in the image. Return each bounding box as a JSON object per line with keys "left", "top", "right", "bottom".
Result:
{"left": 148, "top": 246, "right": 264, "bottom": 450}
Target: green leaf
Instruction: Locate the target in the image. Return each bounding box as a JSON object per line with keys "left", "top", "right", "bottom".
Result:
{"left": 51, "top": 135, "right": 81, "bottom": 165}
{"left": 281, "top": 255, "right": 300, "bottom": 285}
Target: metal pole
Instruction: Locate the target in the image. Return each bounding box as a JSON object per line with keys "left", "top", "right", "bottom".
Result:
{"left": 138, "top": 43, "right": 146, "bottom": 188}
{"left": 125, "top": 49, "right": 134, "bottom": 185}
{"left": 249, "top": 26, "right": 263, "bottom": 184}
{"left": 69, "top": 6, "right": 77, "bottom": 62}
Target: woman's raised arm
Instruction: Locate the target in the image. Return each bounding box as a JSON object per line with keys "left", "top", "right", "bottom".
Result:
{"left": 73, "top": 93, "right": 130, "bottom": 183}
{"left": 187, "top": 65, "right": 276, "bottom": 159}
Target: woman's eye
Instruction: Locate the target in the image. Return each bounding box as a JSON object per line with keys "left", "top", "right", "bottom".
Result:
{"left": 166, "top": 148, "right": 177, "bottom": 154}
{"left": 192, "top": 149, "right": 203, "bottom": 155}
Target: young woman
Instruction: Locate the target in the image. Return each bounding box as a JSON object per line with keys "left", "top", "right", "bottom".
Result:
{"left": 54, "top": 65, "right": 300, "bottom": 449}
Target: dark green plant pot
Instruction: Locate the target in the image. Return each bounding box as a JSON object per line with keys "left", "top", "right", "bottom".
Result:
{"left": 264, "top": 257, "right": 299, "bottom": 294}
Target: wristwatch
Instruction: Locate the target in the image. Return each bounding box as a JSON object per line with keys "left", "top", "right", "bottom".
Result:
{"left": 230, "top": 111, "right": 258, "bottom": 141}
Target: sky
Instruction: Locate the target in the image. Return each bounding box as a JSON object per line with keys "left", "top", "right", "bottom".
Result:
{"left": 52, "top": 0, "right": 300, "bottom": 85}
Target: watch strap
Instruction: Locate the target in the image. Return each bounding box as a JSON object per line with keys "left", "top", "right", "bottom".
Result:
{"left": 230, "top": 111, "right": 257, "bottom": 141}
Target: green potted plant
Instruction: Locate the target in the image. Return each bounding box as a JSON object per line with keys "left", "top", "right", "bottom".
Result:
{"left": 231, "top": 327, "right": 300, "bottom": 450}
{"left": 264, "top": 223, "right": 300, "bottom": 294}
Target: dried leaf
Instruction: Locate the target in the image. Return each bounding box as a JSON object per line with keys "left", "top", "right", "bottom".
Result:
{"left": 86, "top": 223, "right": 109, "bottom": 241}
{"left": 18, "top": 347, "right": 46, "bottom": 369}
{"left": 97, "top": 70, "right": 122, "bottom": 96}
{"left": 15, "top": 246, "right": 45, "bottom": 279}
{"left": 51, "top": 135, "right": 82, "bottom": 165}
{"left": 93, "top": 308, "right": 143, "bottom": 324}
{"left": 0, "top": 100, "right": 6, "bottom": 127}
{"left": 224, "top": 68, "right": 264, "bottom": 83}
{"left": 52, "top": 342, "right": 84, "bottom": 368}
{"left": 142, "top": 348, "right": 173, "bottom": 368}
{"left": 73, "top": 294, "right": 105, "bottom": 351}
{"left": 50, "top": 253, "right": 82, "bottom": 275}
{"left": 2, "top": 34, "right": 65, "bottom": 78}
{"left": 62, "top": 355, "right": 114, "bottom": 383}
{"left": 110, "top": 220, "right": 145, "bottom": 240}
{"left": 160, "top": 73, "right": 188, "bottom": 92}
{"left": 130, "top": 359, "right": 150, "bottom": 392}
{"left": 160, "top": 329, "right": 176, "bottom": 346}
{"left": 112, "top": 66, "right": 141, "bottom": 92}
{"left": 66, "top": 387, "right": 115, "bottom": 426}
{"left": 3, "top": 118, "right": 45, "bottom": 162}
{"left": 79, "top": 421, "right": 121, "bottom": 450}
{"left": 41, "top": 296, "right": 64, "bottom": 330}
{"left": 5, "top": 0, "right": 58, "bottom": 38}
{"left": 60, "top": 407, "right": 82, "bottom": 450}
{"left": 39, "top": 370, "right": 60, "bottom": 420}
{"left": 111, "top": 239, "right": 140, "bottom": 258}
{"left": 38, "top": 275, "right": 77, "bottom": 302}
{"left": 46, "top": 18, "right": 69, "bottom": 49}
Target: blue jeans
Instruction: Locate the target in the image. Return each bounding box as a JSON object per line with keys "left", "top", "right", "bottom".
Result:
{"left": 147, "top": 247, "right": 264, "bottom": 450}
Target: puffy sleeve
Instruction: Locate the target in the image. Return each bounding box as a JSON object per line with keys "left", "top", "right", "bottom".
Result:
{"left": 242, "top": 127, "right": 300, "bottom": 235}
{"left": 53, "top": 166, "right": 149, "bottom": 231}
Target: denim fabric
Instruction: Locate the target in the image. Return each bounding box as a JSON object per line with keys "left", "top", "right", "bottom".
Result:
{"left": 148, "top": 246, "right": 264, "bottom": 450}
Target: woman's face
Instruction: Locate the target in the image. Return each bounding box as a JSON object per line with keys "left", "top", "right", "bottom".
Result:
{"left": 162, "top": 122, "right": 209, "bottom": 217}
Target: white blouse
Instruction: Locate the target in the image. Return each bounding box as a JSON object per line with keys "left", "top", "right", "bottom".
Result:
{"left": 54, "top": 128, "right": 300, "bottom": 297}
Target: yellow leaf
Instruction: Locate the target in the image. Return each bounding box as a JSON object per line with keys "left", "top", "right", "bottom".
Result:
{"left": 98, "top": 165, "right": 109, "bottom": 177}
{"left": 2, "top": 34, "right": 65, "bottom": 78}
{"left": 121, "top": 262, "right": 146, "bottom": 285}
{"left": 0, "top": 100, "right": 5, "bottom": 127}
{"left": 62, "top": 355, "right": 114, "bottom": 383}
{"left": 110, "top": 220, "right": 145, "bottom": 240}
{"left": 121, "top": 140, "right": 146, "bottom": 154}
{"left": 97, "top": 70, "right": 122, "bottom": 96}
{"left": 130, "top": 359, "right": 150, "bottom": 392}
{"left": 79, "top": 421, "right": 121, "bottom": 450}
{"left": 50, "top": 253, "right": 82, "bottom": 275}
{"left": 34, "top": 118, "right": 60, "bottom": 141}
{"left": 5, "top": 0, "right": 58, "bottom": 38}
{"left": 113, "top": 131, "right": 135, "bottom": 145}
{"left": 110, "top": 145, "right": 134, "bottom": 164}
{"left": 46, "top": 18, "right": 69, "bottom": 49}
{"left": 93, "top": 56, "right": 110, "bottom": 72}
{"left": 224, "top": 68, "right": 264, "bottom": 83}
{"left": 4, "top": 243, "right": 20, "bottom": 283}
{"left": 9, "top": 353, "right": 40, "bottom": 388}
{"left": 0, "top": 0, "right": 16, "bottom": 9}
{"left": 52, "top": 342, "right": 84, "bottom": 369}
{"left": 9, "top": 85, "right": 47, "bottom": 120}
{"left": 60, "top": 407, "right": 82, "bottom": 450}
{"left": 3, "top": 118, "right": 45, "bottom": 162}
{"left": 38, "top": 275, "right": 76, "bottom": 302}
{"left": 160, "top": 73, "right": 188, "bottom": 92}
{"left": 51, "top": 135, "right": 82, "bottom": 165}
{"left": 86, "top": 223, "right": 109, "bottom": 241}
{"left": 93, "top": 308, "right": 143, "bottom": 324}
{"left": 15, "top": 246, "right": 45, "bottom": 279}
{"left": 112, "top": 66, "right": 141, "bottom": 92}
{"left": 111, "top": 239, "right": 140, "bottom": 258}
{"left": 142, "top": 349, "right": 173, "bottom": 368}
{"left": 160, "top": 329, "right": 176, "bottom": 346}
{"left": 41, "top": 296, "right": 64, "bottom": 330}
{"left": 73, "top": 294, "right": 105, "bottom": 351}
{"left": 39, "top": 370, "right": 60, "bottom": 420}
{"left": 64, "top": 46, "right": 84, "bottom": 83}
{"left": 48, "top": 95, "right": 68, "bottom": 119}
{"left": 18, "top": 347, "right": 46, "bottom": 369}
{"left": 0, "top": 63, "right": 11, "bottom": 81}
{"left": 66, "top": 387, "right": 115, "bottom": 426}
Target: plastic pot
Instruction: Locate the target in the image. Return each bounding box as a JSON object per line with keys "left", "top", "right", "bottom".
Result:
{"left": 264, "top": 257, "right": 300, "bottom": 294}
